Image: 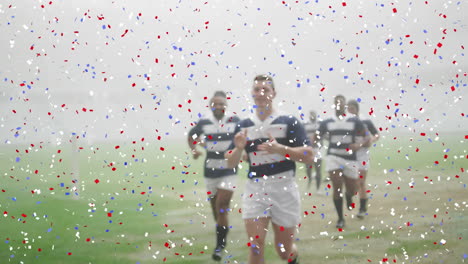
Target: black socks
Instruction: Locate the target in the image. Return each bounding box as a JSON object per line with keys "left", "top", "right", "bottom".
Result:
{"left": 216, "top": 225, "right": 228, "bottom": 249}
{"left": 360, "top": 198, "right": 368, "bottom": 212}
{"left": 333, "top": 197, "right": 344, "bottom": 220}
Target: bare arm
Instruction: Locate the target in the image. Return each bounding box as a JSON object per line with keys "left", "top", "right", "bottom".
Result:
{"left": 257, "top": 133, "right": 314, "bottom": 164}
{"left": 225, "top": 129, "right": 247, "bottom": 168}
{"left": 187, "top": 134, "right": 203, "bottom": 160}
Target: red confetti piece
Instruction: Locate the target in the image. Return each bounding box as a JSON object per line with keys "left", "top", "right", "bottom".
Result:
{"left": 392, "top": 8, "right": 397, "bottom": 13}
{"left": 121, "top": 29, "right": 129, "bottom": 37}
{"left": 94, "top": 179, "right": 100, "bottom": 184}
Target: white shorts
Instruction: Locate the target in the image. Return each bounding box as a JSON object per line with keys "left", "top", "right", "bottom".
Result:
{"left": 205, "top": 174, "right": 237, "bottom": 196}
{"left": 325, "top": 155, "right": 359, "bottom": 179}
{"left": 242, "top": 174, "right": 301, "bottom": 228}
{"left": 356, "top": 149, "right": 370, "bottom": 171}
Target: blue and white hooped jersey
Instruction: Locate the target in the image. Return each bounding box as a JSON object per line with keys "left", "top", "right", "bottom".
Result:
{"left": 188, "top": 115, "right": 240, "bottom": 178}
{"left": 317, "top": 116, "right": 365, "bottom": 161}
{"left": 232, "top": 112, "right": 310, "bottom": 179}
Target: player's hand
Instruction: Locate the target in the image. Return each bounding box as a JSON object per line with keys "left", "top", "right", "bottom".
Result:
{"left": 234, "top": 129, "right": 248, "bottom": 150}
{"left": 257, "top": 133, "right": 282, "bottom": 154}
{"left": 191, "top": 149, "right": 203, "bottom": 160}
{"left": 348, "top": 143, "right": 361, "bottom": 151}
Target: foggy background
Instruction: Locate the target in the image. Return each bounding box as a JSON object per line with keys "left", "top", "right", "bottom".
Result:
{"left": 1, "top": 0, "right": 466, "bottom": 146}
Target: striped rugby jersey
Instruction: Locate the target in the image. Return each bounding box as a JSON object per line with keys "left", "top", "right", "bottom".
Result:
{"left": 188, "top": 115, "right": 240, "bottom": 178}
{"left": 317, "top": 116, "right": 365, "bottom": 161}
{"left": 232, "top": 112, "right": 310, "bottom": 179}
{"left": 303, "top": 121, "right": 321, "bottom": 148}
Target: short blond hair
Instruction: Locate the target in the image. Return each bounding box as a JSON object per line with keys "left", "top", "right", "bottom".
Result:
{"left": 254, "top": 74, "right": 275, "bottom": 90}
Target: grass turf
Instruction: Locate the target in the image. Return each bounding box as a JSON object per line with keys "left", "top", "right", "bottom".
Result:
{"left": 1, "top": 132, "right": 467, "bottom": 263}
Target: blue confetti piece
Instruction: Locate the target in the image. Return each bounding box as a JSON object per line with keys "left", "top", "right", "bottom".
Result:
{"left": 15, "top": 157, "right": 20, "bottom": 162}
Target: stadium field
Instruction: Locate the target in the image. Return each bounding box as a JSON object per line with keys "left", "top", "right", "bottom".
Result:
{"left": 1, "top": 132, "right": 467, "bottom": 264}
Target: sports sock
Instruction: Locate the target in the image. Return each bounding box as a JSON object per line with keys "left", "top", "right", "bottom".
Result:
{"left": 288, "top": 255, "right": 299, "bottom": 264}
{"left": 345, "top": 192, "right": 354, "bottom": 210}
{"left": 216, "top": 225, "right": 228, "bottom": 249}
{"left": 360, "top": 198, "right": 368, "bottom": 212}
{"left": 333, "top": 198, "right": 344, "bottom": 220}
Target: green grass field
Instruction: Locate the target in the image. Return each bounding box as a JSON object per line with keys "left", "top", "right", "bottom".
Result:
{"left": 1, "top": 132, "right": 467, "bottom": 264}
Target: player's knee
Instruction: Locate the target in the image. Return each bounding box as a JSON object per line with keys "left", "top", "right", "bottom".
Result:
{"left": 217, "top": 200, "right": 231, "bottom": 213}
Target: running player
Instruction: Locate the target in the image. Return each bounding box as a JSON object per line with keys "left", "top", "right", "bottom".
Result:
{"left": 346, "top": 99, "right": 379, "bottom": 219}
{"left": 314, "top": 95, "right": 369, "bottom": 228}
{"left": 187, "top": 91, "right": 240, "bottom": 261}
{"left": 225, "top": 74, "right": 314, "bottom": 264}
{"left": 303, "top": 110, "right": 323, "bottom": 191}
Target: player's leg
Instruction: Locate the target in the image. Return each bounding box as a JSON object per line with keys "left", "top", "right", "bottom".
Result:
{"left": 343, "top": 175, "right": 359, "bottom": 210}
{"left": 214, "top": 188, "right": 233, "bottom": 251}
{"left": 314, "top": 157, "right": 323, "bottom": 191}
{"left": 270, "top": 177, "right": 301, "bottom": 263}
{"left": 330, "top": 169, "right": 345, "bottom": 228}
{"left": 306, "top": 163, "right": 313, "bottom": 189}
{"left": 206, "top": 178, "right": 222, "bottom": 261}
{"left": 212, "top": 175, "right": 236, "bottom": 261}
{"left": 209, "top": 194, "right": 218, "bottom": 221}
{"left": 357, "top": 169, "right": 368, "bottom": 218}
{"left": 245, "top": 217, "right": 270, "bottom": 264}
{"left": 272, "top": 223, "right": 299, "bottom": 263}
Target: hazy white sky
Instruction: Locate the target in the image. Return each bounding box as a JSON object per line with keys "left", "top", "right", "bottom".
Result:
{"left": 1, "top": 0, "right": 466, "bottom": 144}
